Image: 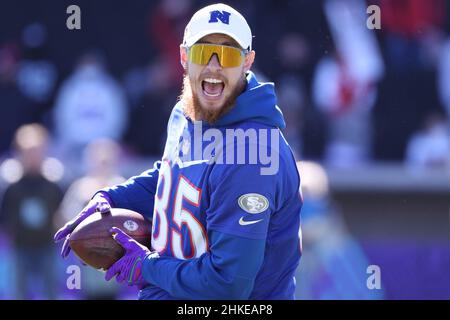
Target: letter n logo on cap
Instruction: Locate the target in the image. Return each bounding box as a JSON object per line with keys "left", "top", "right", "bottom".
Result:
{"left": 209, "top": 10, "right": 231, "bottom": 24}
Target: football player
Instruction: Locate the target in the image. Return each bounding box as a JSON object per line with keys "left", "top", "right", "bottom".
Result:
{"left": 55, "top": 3, "right": 303, "bottom": 300}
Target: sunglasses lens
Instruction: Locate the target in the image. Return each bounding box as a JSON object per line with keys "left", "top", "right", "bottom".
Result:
{"left": 188, "top": 44, "right": 244, "bottom": 68}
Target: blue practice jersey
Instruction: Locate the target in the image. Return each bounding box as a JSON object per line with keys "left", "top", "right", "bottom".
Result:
{"left": 104, "top": 72, "right": 303, "bottom": 299}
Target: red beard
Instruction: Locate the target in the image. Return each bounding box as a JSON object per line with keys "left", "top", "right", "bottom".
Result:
{"left": 179, "top": 73, "right": 243, "bottom": 124}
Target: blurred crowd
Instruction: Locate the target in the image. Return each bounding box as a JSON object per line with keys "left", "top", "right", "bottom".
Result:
{"left": 0, "top": 0, "right": 449, "bottom": 299}
{"left": 2, "top": 0, "right": 450, "bottom": 168}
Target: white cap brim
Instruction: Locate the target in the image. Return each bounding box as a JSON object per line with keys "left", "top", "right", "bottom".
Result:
{"left": 184, "top": 29, "right": 250, "bottom": 50}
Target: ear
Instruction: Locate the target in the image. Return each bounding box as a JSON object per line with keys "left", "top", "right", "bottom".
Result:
{"left": 243, "top": 50, "right": 255, "bottom": 73}
{"left": 180, "top": 45, "right": 188, "bottom": 70}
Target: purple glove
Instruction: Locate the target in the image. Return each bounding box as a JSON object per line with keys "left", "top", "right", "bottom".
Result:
{"left": 105, "top": 227, "right": 157, "bottom": 288}
{"left": 54, "top": 191, "right": 112, "bottom": 258}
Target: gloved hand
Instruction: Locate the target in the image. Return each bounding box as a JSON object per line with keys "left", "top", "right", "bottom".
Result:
{"left": 105, "top": 227, "right": 158, "bottom": 288}
{"left": 54, "top": 191, "right": 112, "bottom": 258}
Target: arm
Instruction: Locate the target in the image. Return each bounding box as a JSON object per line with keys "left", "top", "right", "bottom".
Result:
{"left": 55, "top": 161, "right": 161, "bottom": 257}
{"left": 142, "top": 230, "right": 265, "bottom": 300}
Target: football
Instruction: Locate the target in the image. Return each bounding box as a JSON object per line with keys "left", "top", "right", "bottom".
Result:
{"left": 69, "top": 208, "right": 152, "bottom": 270}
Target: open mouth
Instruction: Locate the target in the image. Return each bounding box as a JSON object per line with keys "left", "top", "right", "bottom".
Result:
{"left": 202, "top": 78, "right": 225, "bottom": 98}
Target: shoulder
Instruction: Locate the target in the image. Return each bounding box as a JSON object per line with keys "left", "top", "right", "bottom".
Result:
{"left": 219, "top": 121, "right": 296, "bottom": 168}
{"left": 212, "top": 121, "right": 300, "bottom": 198}
{"left": 209, "top": 122, "right": 298, "bottom": 180}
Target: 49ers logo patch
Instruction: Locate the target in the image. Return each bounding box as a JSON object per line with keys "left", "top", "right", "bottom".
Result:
{"left": 238, "top": 193, "right": 269, "bottom": 214}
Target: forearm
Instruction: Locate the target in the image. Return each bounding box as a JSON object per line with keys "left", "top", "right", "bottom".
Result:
{"left": 142, "top": 231, "right": 265, "bottom": 300}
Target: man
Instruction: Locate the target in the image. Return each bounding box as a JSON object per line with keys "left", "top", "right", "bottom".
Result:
{"left": 55, "top": 3, "right": 303, "bottom": 300}
{"left": 1, "top": 124, "right": 62, "bottom": 299}
{"left": 52, "top": 52, "right": 128, "bottom": 164}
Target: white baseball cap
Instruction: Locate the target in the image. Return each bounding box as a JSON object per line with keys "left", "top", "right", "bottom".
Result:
{"left": 183, "top": 3, "right": 252, "bottom": 51}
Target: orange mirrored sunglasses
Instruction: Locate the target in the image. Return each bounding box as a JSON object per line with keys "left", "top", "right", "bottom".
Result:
{"left": 187, "top": 43, "right": 247, "bottom": 68}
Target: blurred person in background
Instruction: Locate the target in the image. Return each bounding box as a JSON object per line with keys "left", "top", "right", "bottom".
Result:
{"left": 315, "top": 0, "right": 384, "bottom": 167}
{"left": 295, "top": 161, "right": 384, "bottom": 299}
{"left": 57, "top": 139, "right": 124, "bottom": 300}
{"left": 312, "top": 53, "right": 377, "bottom": 167}
{"left": 406, "top": 112, "right": 450, "bottom": 169}
{"left": 52, "top": 52, "right": 128, "bottom": 168}
{"left": 0, "top": 124, "right": 63, "bottom": 299}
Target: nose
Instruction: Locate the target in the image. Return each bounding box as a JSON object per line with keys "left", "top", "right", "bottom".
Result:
{"left": 206, "top": 53, "right": 222, "bottom": 71}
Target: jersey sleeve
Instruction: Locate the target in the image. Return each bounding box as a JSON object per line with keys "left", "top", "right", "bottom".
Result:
{"left": 100, "top": 161, "right": 161, "bottom": 221}
{"left": 142, "top": 229, "right": 265, "bottom": 299}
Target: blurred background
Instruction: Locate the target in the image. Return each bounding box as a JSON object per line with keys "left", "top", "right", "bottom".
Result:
{"left": 0, "top": 0, "right": 449, "bottom": 299}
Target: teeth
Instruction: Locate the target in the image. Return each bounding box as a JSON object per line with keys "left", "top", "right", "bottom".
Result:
{"left": 204, "top": 91, "right": 221, "bottom": 97}
{"left": 204, "top": 78, "right": 223, "bottom": 84}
